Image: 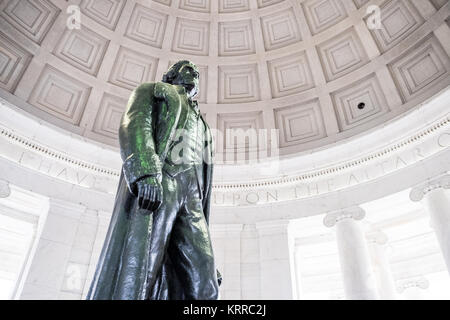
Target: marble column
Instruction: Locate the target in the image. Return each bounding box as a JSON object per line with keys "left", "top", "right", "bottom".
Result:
{"left": 397, "top": 276, "right": 429, "bottom": 300}
{"left": 210, "top": 224, "right": 243, "bottom": 300}
{"left": 240, "top": 224, "right": 261, "bottom": 300}
{"left": 324, "top": 207, "right": 379, "bottom": 300}
{"left": 59, "top": 209, "right": 99, "bottom": 300}
{"left": 293, "top": 241, "right": 303, "bottom": 299}
{"left": 20, "top": 199, "right": 87, "bottom": 299}
{"left": 367, "top": 230, "right": 398, "bottom": 300}
{"left": 256, "top": 220, "right": 296, "bottom": 300}
{"left": 83, "top": 210, "right": 112, "bottom": 299}
{"left": 410, "top": 174, "right": 450, "bottom": 274}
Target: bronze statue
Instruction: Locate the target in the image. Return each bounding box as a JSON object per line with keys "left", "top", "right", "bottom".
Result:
{"left": 87, "top": 60, "right": 220, "bottom": 300}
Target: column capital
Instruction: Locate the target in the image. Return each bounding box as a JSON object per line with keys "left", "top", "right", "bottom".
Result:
{"left": 323, "top": 206, "right": 365, "bottom": 228}
{"left": 0, "top": 179, "right": 11, "bottom": 198}
{"left": 396, "top": 276, "right": 429, "bottom": 293}
{"left": 409, "top": 174, "right": 450, "bottom": 202}
{"left": 366, "top": 229, "right": 388, "bottom": 245}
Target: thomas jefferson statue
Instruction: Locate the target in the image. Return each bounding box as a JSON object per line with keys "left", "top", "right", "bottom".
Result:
{"left": 87, "top": 61, "right": 220, "bottom": 300}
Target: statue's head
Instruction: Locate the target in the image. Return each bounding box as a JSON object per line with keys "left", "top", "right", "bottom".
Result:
{"left": 162, "top": 60, "right": 199, "bottom": 99}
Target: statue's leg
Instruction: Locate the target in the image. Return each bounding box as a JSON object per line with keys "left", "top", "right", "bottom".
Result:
{"left": 149, "top": 253, "right": 185, "bottom": 300}
{"left": 144, "top": 174, "right": 181, "bottom": 299}
{"left": 168, "top": 170, "right": 219, "bottom": 300}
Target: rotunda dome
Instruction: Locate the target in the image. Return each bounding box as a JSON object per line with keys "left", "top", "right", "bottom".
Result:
{"left": 1, "top": 0, "right": 448, "bottom": 162}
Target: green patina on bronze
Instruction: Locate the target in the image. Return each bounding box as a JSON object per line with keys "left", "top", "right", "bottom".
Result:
{"left": 87, "top": 61, "right": 220, "bottom": 300}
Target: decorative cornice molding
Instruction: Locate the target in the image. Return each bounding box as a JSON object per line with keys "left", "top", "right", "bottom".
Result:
{"left": 213, "top": 116, "right": 450, "bottom": 191}
{"left": 1, "top": 104, "right": 448, "bottom": 192}
{"left": 323, "top": 207, "right": 365, "bottom": 228}
{"left": 409, "top": 174, "right": 450, "bottom": 202}
{"left": 0, "top": 87, "right": 449, "bottom": 208}
{"left": 0, "top": 179, "right": 11, "bottom": 198}
{"left": 0, "top": 126, "right": 120, "bottom": 178}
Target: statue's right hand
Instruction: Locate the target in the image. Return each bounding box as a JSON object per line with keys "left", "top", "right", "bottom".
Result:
{"left": 135, "top": 176, "right": 163, "bottom": 212}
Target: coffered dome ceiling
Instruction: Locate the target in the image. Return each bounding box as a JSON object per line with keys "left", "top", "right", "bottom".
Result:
{"left": 0, "top": 0, "right": 449, "bottom": 163}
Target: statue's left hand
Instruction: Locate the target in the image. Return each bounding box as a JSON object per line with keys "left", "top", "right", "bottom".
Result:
{"left": 135, "top": 176, "right": 163, "bottom": 212}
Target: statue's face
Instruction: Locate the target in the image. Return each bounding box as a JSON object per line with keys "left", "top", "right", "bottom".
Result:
{"left": 173, "top": 62, "right": 199, "bottom": 98}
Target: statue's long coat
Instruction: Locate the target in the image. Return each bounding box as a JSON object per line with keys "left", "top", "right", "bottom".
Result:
{"left": 86, "top": 82, "right": 214, "bottom": 300}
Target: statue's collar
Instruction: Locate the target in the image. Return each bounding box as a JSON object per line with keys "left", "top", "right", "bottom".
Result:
{"left": 174, "top": 85, "right": 200, "bottom": 114}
